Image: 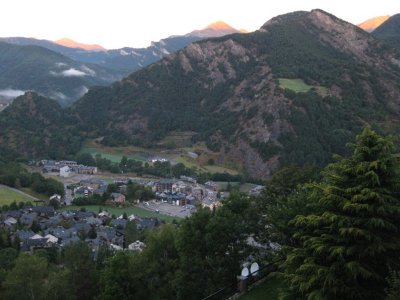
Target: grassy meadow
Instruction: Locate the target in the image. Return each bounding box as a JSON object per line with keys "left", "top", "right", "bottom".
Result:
{"left": 60, "top": 205, "right": 175, "bottom": 222}
{"left": 0, "top": 186, "right": 36, "bottom": 205}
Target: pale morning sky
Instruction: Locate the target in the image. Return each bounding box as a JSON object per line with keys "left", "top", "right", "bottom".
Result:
{"left": 0, "top": 0, "right": 398, "bottom": 49}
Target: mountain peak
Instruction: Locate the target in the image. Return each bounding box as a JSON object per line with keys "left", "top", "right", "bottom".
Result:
{"left": 55, "top": 38, "right": 106, "bottom": 51}
{"left": 358, "top": 15, "right": 391, "bottom": 32}
{"left": 206, "top": 21, "right": 235, "bottom": 31}
{"left": 186, "top": 21, "right": 240, "bottom": 38}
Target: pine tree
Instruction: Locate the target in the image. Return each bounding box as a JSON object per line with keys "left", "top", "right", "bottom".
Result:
{"left": 282, "top": 128, "right": 400, "bottom": 300}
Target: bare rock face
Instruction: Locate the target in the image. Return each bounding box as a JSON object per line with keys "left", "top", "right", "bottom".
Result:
{"left": 306, "top": 10, "right": 376, "bottom": 63}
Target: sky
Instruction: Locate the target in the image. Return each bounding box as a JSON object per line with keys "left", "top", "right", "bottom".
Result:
{"left": 0, "top": 0, "right": 398, "bottom": 49}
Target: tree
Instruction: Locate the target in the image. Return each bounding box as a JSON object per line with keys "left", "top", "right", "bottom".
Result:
{"left": 386, "top": 270, "right": 400, "bottom": 300}
{"left": 63, "top": 242, "right": 97, "bottom": 299}
{"left": 142, "top": 225, "right": 179, "bottom": 300}
{"left": 3, "top": 253, "right": 48, "bottom": 300}
{"left": 282, "top": 128, "right": 400, "bottom": 299}
{"left": 46, "top": 269, "right": 74, "bottom": 300}
{"left": 124, "top": 221, "right": 139, "bottom": 247}
{"left": 98, "top": 251, "right": 148, "bottom": 300}
{"left": 76, "top": 153, "right": 96, "bottom": 166}
{"left": 176, "top": 194, "right": 254, "bottom": 299}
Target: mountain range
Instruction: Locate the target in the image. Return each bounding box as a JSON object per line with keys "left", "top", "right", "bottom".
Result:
{"left": 2, "top": 9, "right": 400, "bottom": 179}
{"left": 0, "top": 21, "right": 241, "bottom": 106}
{"left": 0, "top": 42, "right": 120, "bottom": 107}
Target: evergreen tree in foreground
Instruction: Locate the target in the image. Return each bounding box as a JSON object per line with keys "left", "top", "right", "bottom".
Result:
{"left": 282, "top": 128, "right": 400, "bottom": 300}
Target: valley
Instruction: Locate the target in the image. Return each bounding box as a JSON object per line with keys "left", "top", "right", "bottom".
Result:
{"left": 0, "top": 5, "right": 400, "bottom": 300}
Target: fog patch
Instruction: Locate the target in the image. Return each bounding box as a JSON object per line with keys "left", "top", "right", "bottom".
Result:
{"left": 77, "top": 86, "right": 89, "bottom": 97}
{"left": 48, "top": 91, "right": 67, "bottom": 101}
{"left": 81, "top": 65, "right": 96, "bottom": 76}
{"left": 0, "top": 89, "right": 25, "bottom": 99}
{"left": 55, "top": 62, "right": 68, "bottom": 68}
{"left": 50, "top": 68, "right": 87, "bottom": 77}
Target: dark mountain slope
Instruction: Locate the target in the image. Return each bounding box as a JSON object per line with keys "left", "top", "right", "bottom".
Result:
{"left": 0, "top": 92, "right": 82, "bottom": 159}
{"left": 72, "top": 9, "right": 400, "bottom": 178}
{"left": 373, "top": 14, "right": 400, "bottom": 48}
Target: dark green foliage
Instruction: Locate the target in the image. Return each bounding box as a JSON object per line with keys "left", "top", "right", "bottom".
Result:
{"left": 251, "top": 141, "right": 281, "bottom": 161}
{"left": 386, "top": 270, "right": 400, "bottom": 300}
{"left": 282, "top": 128, "right": 400, "bottom": 299}
{"left": 263, "top": 112, "right": 274, "bottom": 126}
{"left": 124, "top": 221, "right": 139, "bottom": 246}
{"left": 72, "top": 194, "right": 106, "bottom": 206}
{"left": 176, "top": 194, "right": 256, "bottom": 299}
{"left": 31, "top": 172, "right": 65, "bottom": 196}
{"left": 99, "top": 225, "right": 179, "bottom": 300}
{"left": 0, "top": 92, "right": 83, "bottom": 159}
{"left": 0, "top": 161, "right": 64, "bottom": 198}
{"left": 76, "top": 153, "right": 96, "bottom": 166}
{"left": 63, "top": 241, "right": 97, "bottom": 299}
{"left": 126, "top": 182, "right": 154, "bottom": 202}
{"left": 2, "top": 253, "right": 48, "bottom": 300}
{"left": 259, "top": 165, "right": 321, "bottom": 246}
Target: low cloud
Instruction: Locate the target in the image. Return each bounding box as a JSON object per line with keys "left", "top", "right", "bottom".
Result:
{"left": 0, "top": 89, "right": 25, "bottom": 99}
{"left": 48, "top": 91, "right": 67, "bottom": 101}
{"left": 50, "top": 68, "right": 89, "bottom": 77}
{"left": 61, "top": 68, "right": 87, "bottom": 77}
{"left": 81, "top": 65, "right": 96, "bottom": 76}
{"left": 77, "top": 86, "right": 89, "bottom": 97}
{"left": 55, "top": 62, "right": 68, "bottom": 68}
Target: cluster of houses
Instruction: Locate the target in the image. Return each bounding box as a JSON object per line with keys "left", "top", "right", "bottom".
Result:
{"left": 152, "top": 178, "right": 225, "bottom": 208}
{"left": 39, "top": 160, "right": 98, "bottom": 177}
{"left": 2, "top": 205, "right": 163, "bottom": 253}
{"left": 70, "top": 175, "right": 264, "bottom": 209}
{"left": 111, "top": 177, "right": 228, "bottom": 209}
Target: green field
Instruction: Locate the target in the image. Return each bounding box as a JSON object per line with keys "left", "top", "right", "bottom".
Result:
{"left": 239, "top": 276, "right": 284, "bottom": 300}
{"left": 278, "top": 78, "right": 313, "bottom": 93}
{"left": 81, "top": 139, "right": 241, "bottom": 175}
{"left": 80, "top": 147, "right": 147, "bottom": 163}
{"left": 60, "top": 205, "right": 175, "bottom": 222}
{"left": 0, "top": 186, "right": 35, "bottom": 205}
{"left": 204, "top": 165, "right": 239, "bottom": 175}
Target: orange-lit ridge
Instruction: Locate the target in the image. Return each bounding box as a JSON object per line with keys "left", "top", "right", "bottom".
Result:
{"left": 206, "top": 20, "right": 236, "bottom": 31}
{"left": 358, "top": 15, "right": 390, "bottom": 32}
{"left": 55, "top": 38, "right": 106, "bottom": 51}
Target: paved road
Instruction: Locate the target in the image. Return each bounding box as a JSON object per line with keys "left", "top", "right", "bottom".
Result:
{"left": 137, "top": 201, "right": 194, "bottom": 218}
{"left": 0, "top": 184, "right": 39, "bottom": 201}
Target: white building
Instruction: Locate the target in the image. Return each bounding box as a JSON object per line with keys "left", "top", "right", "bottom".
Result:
{"left": 59, "top": 166, "right": 71, "bottom": 177}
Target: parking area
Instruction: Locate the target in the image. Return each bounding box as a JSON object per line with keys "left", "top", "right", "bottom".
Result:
{"left": 137, "top": 201, "right": 195, "bottom": 219}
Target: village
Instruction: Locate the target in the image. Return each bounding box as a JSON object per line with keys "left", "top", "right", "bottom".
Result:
{"left": 0, "top": 159, "right": 264, "bottom": 254}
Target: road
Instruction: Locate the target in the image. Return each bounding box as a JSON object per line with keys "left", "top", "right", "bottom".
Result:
{"left": 137, "top": 200, "right": 194, "bottom": 218}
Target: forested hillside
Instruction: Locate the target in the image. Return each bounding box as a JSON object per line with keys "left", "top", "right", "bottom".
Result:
{"left": 373, "top": 14, "right": 400, "bottom": 48}
{"left": 0, "top": 92, "right": 82, "bottom": 159}
{"left": 72, "top": 10, "right": 400, "bottom": 178}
